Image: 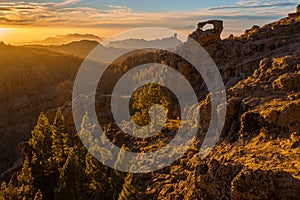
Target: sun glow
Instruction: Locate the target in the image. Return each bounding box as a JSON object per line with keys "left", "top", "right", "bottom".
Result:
{"left": 0, "top": 26, "right": 128, "bottom": 45}
{"left": 0, "top": 28, "right": 12, "bottom": 41}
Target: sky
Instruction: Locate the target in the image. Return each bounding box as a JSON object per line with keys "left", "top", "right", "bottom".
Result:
{"left": 0, "top": 0, "right": 299, "bottom": 44}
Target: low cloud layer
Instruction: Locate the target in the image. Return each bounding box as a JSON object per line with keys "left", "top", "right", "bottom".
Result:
{"left": 208, "top": 0, "right": 298, "bottom": 10}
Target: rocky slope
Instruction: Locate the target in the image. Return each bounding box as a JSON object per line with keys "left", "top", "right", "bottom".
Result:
{"left": 141, "top": 7, "right": 300, "bottom": 199}
{"left": 35, "top": 8, "right": 300, "bottom": 199}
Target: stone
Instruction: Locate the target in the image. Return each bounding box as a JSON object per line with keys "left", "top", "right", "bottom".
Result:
{"left": 288, "top": 4, "right": 300, "bottom": 18}
{"left": 272, "top": 72, "right": 300, "bottom": 92}
{"left": 188, "top": 20, "right": 223, "bottom": 46}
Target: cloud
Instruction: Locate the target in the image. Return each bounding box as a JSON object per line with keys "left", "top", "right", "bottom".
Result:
{"left": 0, "top": 0, "right": 296, "bottom": 38}
{"left": 54, "top": 0, "right": 81, "bottom": 7}
{"left": 0, "top": 2, "right": 133, "bottom": 25}
{"left": 0, "top": 1, "right": 294, "bottom": 26}
{"left": 208, "top": 0, "right": 297, "bottom": 10}
{"left": 171, "top": 25, "right": 196, "bottom": 30}
{"left": 108, "top": 5, "right": 130, "bottom": 9}
{"left": 0, "top": 7, "right": 11, "bottom": 11}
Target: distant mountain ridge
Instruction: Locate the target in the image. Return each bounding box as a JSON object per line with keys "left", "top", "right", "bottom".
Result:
{"left": 25, "top": 40, "right": 127, "bottom": 63}
{"left": 24, "top": 34, "right": 183, "bottom": 63}
{"left": 26, "top": 33, "right": 104, "bottom": 45}
{"left": 106, "top": 34, "right": 182, "bottom": 49}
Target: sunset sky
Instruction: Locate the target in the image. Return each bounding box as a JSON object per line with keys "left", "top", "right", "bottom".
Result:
{"left": 0, "top": 0, "right": 298, "bottom": 44}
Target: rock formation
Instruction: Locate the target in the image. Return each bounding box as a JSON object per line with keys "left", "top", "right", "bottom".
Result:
{"left": 35, "top": 9, "right": 300, "bottom": 198}
{"left": 189, "top": 20, "right": 223, "bottom": 46}
{"left": 288, "top": 4, "right": 300, "bottom": 18}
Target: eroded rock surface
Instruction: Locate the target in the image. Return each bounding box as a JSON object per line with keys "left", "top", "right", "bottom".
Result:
{"left": 189, "top": 20, "right": 223, "bottom": 46}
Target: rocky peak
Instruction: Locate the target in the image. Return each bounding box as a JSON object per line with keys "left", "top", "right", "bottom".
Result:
{"left": 188, "top": 20, "right": 223, "bottom": 46}
{"left": 288, "top": 4, "right": 300, "bottom": 18}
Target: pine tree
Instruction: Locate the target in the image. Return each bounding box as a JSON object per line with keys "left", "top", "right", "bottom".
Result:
{"left": 29, "top": 113, "right": 53, "bottom": 172}
{"left": 54, "top": 148, "right": 88, "bottom": 200}
{"left": 147, "top": 84, "right": 165, "bottom": 129}
{"left": 0, "top": 182, "right": 10, "bottom": 200}
{"left": 0, "top": 182, "right": 7, "bottom": 199}
{"left": 30, "top": 152, "right": 44, "bottom": 193}
{"left": 34, "top": 189, "right": 43, "bottom": 200}
{"left": 54, "top": 115, "right": 90, "bottom": 200}
{"left": 17, "top": 157, "right": 36, "bottom": 199}
{"left": 52, "top": 109, "right": 69, "bottom": 168}
{"left": 0, "top": 179, "right": 18, "bottom": 200}
{"left": 78, "top": 113, "right": 94, "bottom": 151}
{"left": 131, "top": 83, "right": 167, "bottom": 137}
{"left": 111, "top": 145, "right": 129, "bottom": 200}
{"left": 85, "top": 153, "right": 113, "bottom": 199}
{"left": 29, "top": 113, "right": 58, "bottom": 199}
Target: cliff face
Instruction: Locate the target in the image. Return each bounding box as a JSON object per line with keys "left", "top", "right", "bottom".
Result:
{"left": 141, "top": 10, "right": 300, "bottom": 199}
{"left": 34, "top": 11, "right": 300, "bottom": 199}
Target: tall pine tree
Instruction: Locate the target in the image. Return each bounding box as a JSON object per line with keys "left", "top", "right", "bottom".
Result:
{"left": 52, "top": 109, "right": 69, "bottom": 168}
{"left": 29, "top": 113, "right": 53, "bottom": 172}
{"left": 54, "top": 148, "right": 88, "bottom": 200}
{"left": 17, "top": 157, "right": 36, "bottom": 199}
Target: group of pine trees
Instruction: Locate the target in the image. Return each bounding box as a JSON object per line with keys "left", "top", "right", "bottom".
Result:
{"left": 0, "top": 109, "right": 142, "bottom": 200}
{"left": 0, "top": 83, "right": 172, "bottom": 200}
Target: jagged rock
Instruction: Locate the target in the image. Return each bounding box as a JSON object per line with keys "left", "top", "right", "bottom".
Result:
{"left": 288, "top": 4, "right": 300, "bottom": 18}
{"left": 0, "top": 159, "right": 22, "bottom": 183}
{"left": 189, "top": 20, "right": 223, "bottom": 46}
{"left": 194, "top": 159, "right": 243, "bottom": 199}
{"left": 222, "top": 97, "right": 242, "bottom": 141}
{"left": 239, "top": 111, "right": 264, "bottom": 139}
{"left": 231, "top": 169, "right": 300, "bottom": 199}
{"left": 18, "top": 141, "right": 32, "bottom": 162}
{"left": 272, "top": 72, "right": 300, "bottom": 92}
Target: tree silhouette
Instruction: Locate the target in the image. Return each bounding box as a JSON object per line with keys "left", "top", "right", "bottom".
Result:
{"left": 52, "top": 109, "right": 69, "bottom": 168}
{"left": 54, "top": 147, "right": 88, "bottom": 200}
{"left": 17, "top": 157, "right": 36, "bottom": 199}
{"left": 34, "top": 189, "right": 43, "bottom": 200}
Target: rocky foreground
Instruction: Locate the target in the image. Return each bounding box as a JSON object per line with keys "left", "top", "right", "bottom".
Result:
{"left": 44, "top": 7, "right": 300, "bottom": 199}
{"left": 142, "top": 7, "right": 300, "bottom": 199}
{"left": 1, "top": 5, "right": 300, "bottom": 200}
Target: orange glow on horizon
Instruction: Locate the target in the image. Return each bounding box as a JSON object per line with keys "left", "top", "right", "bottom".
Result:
{"left": 0, "top": 26, "right": 130, "bottom": 45}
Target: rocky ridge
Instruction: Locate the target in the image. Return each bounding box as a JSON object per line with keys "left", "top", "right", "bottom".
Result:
{"left": 28, "top": 7, "right": 300, "bottom": 199}
{"left": 40, "top": 7, "right": 300, "bottom": 199}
